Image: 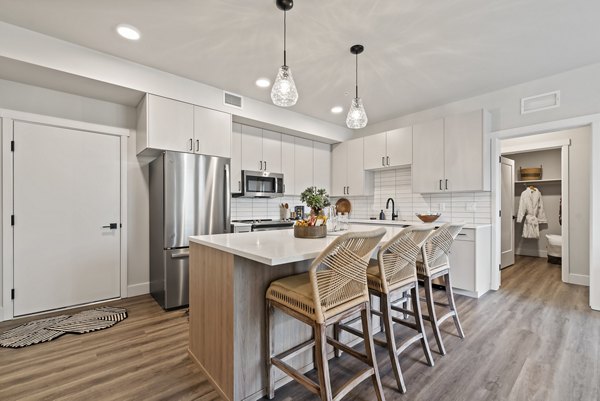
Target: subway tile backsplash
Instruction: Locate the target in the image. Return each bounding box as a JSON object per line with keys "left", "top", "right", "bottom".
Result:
{"left": 231, "top": 166, "right": 492, "bottom": 224}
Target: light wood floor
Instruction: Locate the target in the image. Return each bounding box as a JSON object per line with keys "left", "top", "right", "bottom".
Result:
{"left": 1, "top": 256, "right": 598, "bottom": 401}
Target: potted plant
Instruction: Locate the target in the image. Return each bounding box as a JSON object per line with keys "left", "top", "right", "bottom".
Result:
{"left": 295, "top": 187, "right": 330, "bottom": 238}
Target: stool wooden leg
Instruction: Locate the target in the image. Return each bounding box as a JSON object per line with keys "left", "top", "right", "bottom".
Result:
{"left": 314, "top": 322, "right": 333, "bottom": 401}
{"left": 401, "top": 290, "right": 409, "bottom": 319}
{"left": 444, "top": 272, "right": 465, "bottom": 339}
{"left": 411, "top": 285, "right": 434, "bottom": 367}
{"left": 361, "top": 305, "right": 385, "bottom": 401}
{"left": 333, "top": 322, "right": 342, "bottom": 358}
{"left": 424, "top": 276, "right": 446, "bottom": 355}
{"left": 381, "top": 293, "right": 406, "bottom": 393}
{"left": 265, "top": 300, "right": 275, "bottom": 399}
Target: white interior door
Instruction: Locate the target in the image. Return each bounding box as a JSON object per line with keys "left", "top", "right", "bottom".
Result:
{"left": 13, "top": 121, "right": 121, "bottom": 316}
{"left": 500, "top": 156, "right": 515, "bottom": 268}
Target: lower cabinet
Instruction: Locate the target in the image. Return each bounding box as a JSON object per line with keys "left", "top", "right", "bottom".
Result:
{"left": 448, "top": 225, "right": 491, "bottom": 298}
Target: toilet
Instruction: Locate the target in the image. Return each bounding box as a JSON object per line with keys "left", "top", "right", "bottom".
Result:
{"left": 546, "top": 234, "right": 562, "bottom": 265}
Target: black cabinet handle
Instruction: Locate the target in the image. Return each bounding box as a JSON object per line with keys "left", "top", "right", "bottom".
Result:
{"left": 264, "top": 161, "right": 267, "bottom": 171}
{"left": 196, "top": 139, "right": 199, "bottom": 152}
{"left": 260, "top": 160, "right": 263, "bottom": 170}
{"left": 387, "top": 156, "right": 390, "bottom": 166}
{"left": 439, "top": 180, "right": 443, "bottom": 191}
{"left": 189, "top": 138, "right": 193, "bottom": 151}
{"left": 445, "top": 179, "right": 448, "bottom": 190}
{"left": 382, "top": 156, "right": 385, "bottom": 166}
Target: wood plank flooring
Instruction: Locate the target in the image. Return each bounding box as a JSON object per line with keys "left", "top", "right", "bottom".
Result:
{"left": 1, "top": 256, "right": 598, "bottom": 400}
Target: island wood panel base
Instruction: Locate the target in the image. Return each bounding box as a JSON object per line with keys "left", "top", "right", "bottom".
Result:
{"left": 188, "top": 244, "right": 380, "bottom": 401}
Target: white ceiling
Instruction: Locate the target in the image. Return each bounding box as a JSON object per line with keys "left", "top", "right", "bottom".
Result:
{"left": 0, "top": 0, "right": 599, "bottom": 127}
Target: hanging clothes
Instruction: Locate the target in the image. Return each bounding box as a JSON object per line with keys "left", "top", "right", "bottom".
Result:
{"left": 517, "top": 187, "right": 547, "bottom": 239}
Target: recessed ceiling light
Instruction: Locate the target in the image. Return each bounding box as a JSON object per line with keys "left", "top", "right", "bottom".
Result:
{"left": 331, "top": 106, "right": 344, "bottom": 114}
{"left": 116, "top": 24, "right": 141, "bottom": 41}
{"left": 255, "top": 78, "right": 271, "bottom": 88}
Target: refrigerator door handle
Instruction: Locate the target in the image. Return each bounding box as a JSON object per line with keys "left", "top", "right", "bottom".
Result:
{"left": 170, "top": 251, "right": 190, "bottom": 259}
{"left": 224, "top": 163, "right": 231, "bottom": 229}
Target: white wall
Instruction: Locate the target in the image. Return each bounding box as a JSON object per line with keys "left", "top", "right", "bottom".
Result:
{"left": 0, "top": 79, "right": 151, "bottom": 314}
{"left": 502, "top": 127, "right": 591, "bottom": 277}
{"left": 356, "top": 62, "right": 600, "bottom": 136}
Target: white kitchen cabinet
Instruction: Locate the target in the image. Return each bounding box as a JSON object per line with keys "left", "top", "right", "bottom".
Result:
{"left": 294, "top": 137, "right": 313, "bottom": 195}
{"left": 412, "top": 118, "right": 445, "bottom": 193}
{"left": 363, "top": 132, "right": 387, "bottom": 170}
{"left": 137, "top": 94, "right": 194, "bottom": 155}
{"left": 240, "top": 126, "right": 282, "bottom": 173}
{"left": 364, "top": 127, "right": 412, "bottom": 170}
{"left": 193, "top": 106, "right": 231, "bottom": 158}
{"left": 231, "top": 123, "right": 242, "bottom": 193}
{"left": 444, "top": 109, "right": 490, "bottom": 192}
{"left": 240, "top": 125, "right": 263, "bottom": 171}
{"left": 313, "top": 141, "right": 331, "bottom": 193}
{"left": 262, "top": 130, "right": 282, "bottom": 173}
{"left": 412, "top": 109, "right": 490, "bottom": 193}
{"left": 448, "top": 226, "right": 492, "bottom": 298}
{"left": 331, "top": 138, "right": 373, "bottom": 197}
{"left": 386, "top": 127, "right": 412, "bottom": 168}
{"left": 281, "top": 134, "right": 295, "bottom": 195}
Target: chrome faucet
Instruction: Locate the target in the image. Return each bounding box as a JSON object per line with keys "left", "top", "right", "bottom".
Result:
{"left": 386, "top": 198, "right": 398, "bottom": 221}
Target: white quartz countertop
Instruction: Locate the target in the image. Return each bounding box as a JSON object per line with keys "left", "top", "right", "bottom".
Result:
{"left": 348, "top": 218, "right": 490, "bottom": 230}
{"left": 190, "top": 224, "right": 424, "bottom": 266}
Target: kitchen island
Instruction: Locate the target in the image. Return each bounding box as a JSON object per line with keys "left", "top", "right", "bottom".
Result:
{"left": 188, "top": 222, "right": 491, "bottom": 400}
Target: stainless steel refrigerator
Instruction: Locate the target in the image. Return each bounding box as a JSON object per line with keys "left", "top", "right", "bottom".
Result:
{"left": 149, "top": 152, "right": 230, "bottom": 309}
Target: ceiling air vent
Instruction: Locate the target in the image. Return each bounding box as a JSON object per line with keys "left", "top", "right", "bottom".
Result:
{"left": 521, "top": 91, "right": 560, "bottom": 114}
{"left": 223, "top": 91, "right": 243, "bottom": 109}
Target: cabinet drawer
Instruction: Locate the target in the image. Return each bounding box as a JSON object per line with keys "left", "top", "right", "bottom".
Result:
{"left": 454, "top": 228, "right": 475, "bottom": 242}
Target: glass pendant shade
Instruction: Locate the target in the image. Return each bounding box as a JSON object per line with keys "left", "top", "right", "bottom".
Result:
{"left": 271, "top": 65, "right": 298, "bottom": 107}
{"left": 346, "top": 97, "right": 368, "bottom": 129}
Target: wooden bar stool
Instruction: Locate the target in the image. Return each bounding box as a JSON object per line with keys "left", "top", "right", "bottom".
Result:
{"left": 265, "top": 228, "right": 387, "bottom": 401}
{"left": 416, "top": 222, "right": 466, "bottom": 356}
{"left": 336, "top": 226, "right": 435, "bottom": 393}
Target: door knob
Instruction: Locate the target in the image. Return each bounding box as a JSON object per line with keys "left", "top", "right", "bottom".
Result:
{"left": 102, "top": 223, "right": 118, "bottom": 229}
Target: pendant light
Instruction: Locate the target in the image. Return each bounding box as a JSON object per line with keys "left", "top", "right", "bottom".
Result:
{"left": 346, "top": 44, "right": 368, "bottom": 129}
{"left": 271, "top": 0, "right": 298, "bottom": 107}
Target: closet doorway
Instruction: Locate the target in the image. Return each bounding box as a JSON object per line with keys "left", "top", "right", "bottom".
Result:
{"left": 499, "top": 142, "right": 568, "bottom": 279}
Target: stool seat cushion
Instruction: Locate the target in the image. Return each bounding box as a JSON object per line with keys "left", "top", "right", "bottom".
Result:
{"left": 267, "top": 272, "right": 367, "bottom": 322}
{"left": 367, "top": 259, "right": 417, "bottom": 293}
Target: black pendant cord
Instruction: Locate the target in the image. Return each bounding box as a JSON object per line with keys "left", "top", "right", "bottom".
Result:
{"left": 355, "top": 53, "right": 359, "bottom": 99}
{"left": 283, "top": 11, "right": 287, "bottom": 67}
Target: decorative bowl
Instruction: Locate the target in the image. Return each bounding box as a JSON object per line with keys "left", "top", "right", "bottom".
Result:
{"left": 294, "top": 225, "right": 327, "bottom": 239}
{"left": 416, "top": 212, "right": 441, "bottom": 223}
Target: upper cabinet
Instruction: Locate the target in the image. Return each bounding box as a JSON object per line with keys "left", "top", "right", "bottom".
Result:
{"left": 294, "top": 137, "right": 313, "bottom": 195}
{"left": 240, "top": 126, "right": 282, "bottom": 173}
{"left": 193, "top": 106, "right": 231, "bottom": 158}
{"left": 363, "top": 127, "right": 412, "bottom": 170}
{"left": 281, "top": 134, "right": 295, "bottom": 195}
{"left": 331, "top": 138, "right": 373, "bottom": 197}
{"left": 313, "top": 141, "right": 331, "bottom": 193}
{"left": 231, "top": 123, "right": 242, "bottom": 193}
{"left": 136, "top": 94, "right": 231, "bottom": 158}
{"left": 412, "top": 109, "right": 490, "bottom": 193}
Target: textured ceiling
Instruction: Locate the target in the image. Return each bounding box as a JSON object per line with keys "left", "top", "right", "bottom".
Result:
{"left": 0, "top": 0, "right": 599, "bottom": 126}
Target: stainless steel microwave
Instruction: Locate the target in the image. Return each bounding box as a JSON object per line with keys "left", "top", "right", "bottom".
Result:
{"left": 240, "top": 170, "right": 284, "bottom": 198}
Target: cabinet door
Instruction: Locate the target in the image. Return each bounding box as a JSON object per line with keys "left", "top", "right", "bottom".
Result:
{"left": 363, "top": 132, "right": 387, "bottom": 170}
{"left": 412, "top": 119, "right": 444, "bottom": 193}
{"left": 147, "top": 94, "right": 194, "bottom": 152}
{"left": 231, "top": 123, "right": 242, "bottom": 193}
{"left": 331, "top": 142, "right": 347, "bottom": 197}
{"left": 386, "top": 126, "right": 412, "bottom": 167}
{"left": 346, "top": 138, "right": 366, "bottom": 196}
{"left": 193, "top": 106, "right": 231, "bottom": 158}
{"left": 313, "top": 142, "right": 331, "bottom": 193}
{"left": 448, "top": 238, "right": 475, "bottom": 292}
{"left": 294, "top": 137, "right": 313, "bottom": 195}
{"left": 444, "top": 110, "right": 485, "bottom": 192}
{"left": 241, "top": 125, "right": 263, "bottom": 171}
{"left": 262, "top": 130, "right": 282, "bottom": 173}
{"left": 281, "top": 134, "right": 295, "bottom": 195}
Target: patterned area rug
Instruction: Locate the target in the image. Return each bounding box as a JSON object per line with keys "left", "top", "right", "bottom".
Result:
{"left": 0, "top": 306, "right": 127, "bottom": 348}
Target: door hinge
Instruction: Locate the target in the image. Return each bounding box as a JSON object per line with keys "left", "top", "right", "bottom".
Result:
{"left": 11, "top": 215, "right": 14, "bottom": 226}
{"left": 11, "top": 141, "right": 14, "bottom": 152}
{"left": 11, "top": 289, "right": 15, "bottom": 300}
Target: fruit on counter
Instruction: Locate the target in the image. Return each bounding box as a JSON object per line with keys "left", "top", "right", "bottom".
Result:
{"left": 295, "top": 215, "right": 327, "bottom": 227}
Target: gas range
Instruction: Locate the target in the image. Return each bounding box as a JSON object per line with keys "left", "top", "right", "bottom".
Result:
{"left": 232, "top": 219, "right": 295, "bottom": 231}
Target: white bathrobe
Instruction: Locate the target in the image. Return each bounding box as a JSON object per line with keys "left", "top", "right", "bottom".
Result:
{"left": 517, "top": 188, "right": 547, "bottom": 239}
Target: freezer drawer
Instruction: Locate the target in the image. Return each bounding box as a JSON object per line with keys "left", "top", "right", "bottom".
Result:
{"left": 150, "top": 248, "right": 190, "bottom": 310}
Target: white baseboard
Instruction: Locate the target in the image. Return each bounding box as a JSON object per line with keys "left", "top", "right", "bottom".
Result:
{"left": 567, "top": 273, "right": 589, "bottom": 286}
{"left": 0, "top": 306, "right": 4, "bottom": 322}
{"left": 516, "top": 248, "right": 548, "bottom": 258}
{"left": 127, "top": 282, "right": 150, "bottom": 297}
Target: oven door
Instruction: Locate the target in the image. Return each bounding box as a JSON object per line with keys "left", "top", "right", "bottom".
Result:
{"left": 242, "top": 170, "right": 284, "bottom": 198}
